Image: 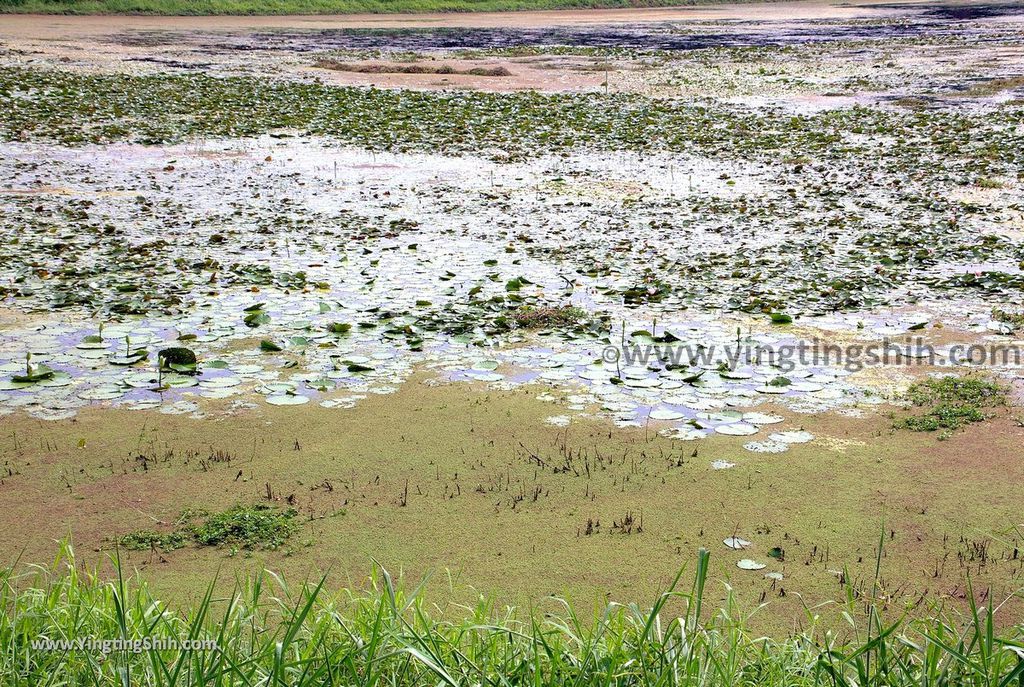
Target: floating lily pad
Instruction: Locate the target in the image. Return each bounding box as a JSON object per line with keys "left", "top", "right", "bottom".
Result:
{"left": 715, "top": 423, "right": 759, "bottom": 436}
{"left": 661, "top": 427, "right": 708, "bottom": 441}
{"left": 79, "top": 386, "right": 126, "bottom": 401}
{"left": 200, "top": 376, "right": 242, "bottom": 389}
{"left": 108, "top": 354, "right": 148, "bottom": 366}
{"left": 12, "top": 364, "right": 56, "bottom": 384}
{"left": 266, "top": 394, "right": 310, "bottom": 406}
{"left": 124, "top": 372, "right": 161, "bottom": 388}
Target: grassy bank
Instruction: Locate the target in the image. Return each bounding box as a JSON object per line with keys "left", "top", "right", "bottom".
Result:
{"left": 0, "top": 0, "right": 727, "bottom": 16}
{"left": 3, "top": 542, "right": 1024, "bottom": 686}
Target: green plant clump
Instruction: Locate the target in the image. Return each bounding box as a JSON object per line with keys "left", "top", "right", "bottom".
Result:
{"left": 992, "top": 307, "right": 1024, "bottom": 328}
{"left": 191, "top": 504, "right": 298, "bottom": 549}
{"left": 896, "top": 375, "right": 1006, "bottom": 433}
{"left": 118, "top": 530, "right": 188, "bottom": 552}
{"left": 119, "top": 504, "right": 298, "bottom": 552}
{"left": 512, "top": 304, "right": 588, "bottom": 329}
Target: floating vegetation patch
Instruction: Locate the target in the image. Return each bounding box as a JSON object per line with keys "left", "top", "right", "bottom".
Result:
{"left": 512, "top": 304, "right": 591, "bottom": 330}
{"left": 1, "top": 67, "right": 1023, "bottom": 179}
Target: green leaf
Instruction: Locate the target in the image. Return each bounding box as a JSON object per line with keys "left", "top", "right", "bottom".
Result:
{"left": 12, "top": 364, "right": 55, "bottom": 383}
{"left": 244, "top": 311, "right": 271, "bottom": 328}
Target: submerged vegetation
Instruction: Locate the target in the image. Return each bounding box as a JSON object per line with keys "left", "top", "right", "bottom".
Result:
{"left": 896, "top": 375, "right": 1007, "bottom": 434}
{"left": 3, "top": 543, "right": 1024, "bottom": 686}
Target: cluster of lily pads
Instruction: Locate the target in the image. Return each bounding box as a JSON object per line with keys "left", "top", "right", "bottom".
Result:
{"left": 1, "top": 56, "right": 1021, "bottom": 443}
{"left": 1, "top": 66, "right": 1022, "bottom": 175}
{"left": 723, "top": 534, "right": 786, "bottom": 578}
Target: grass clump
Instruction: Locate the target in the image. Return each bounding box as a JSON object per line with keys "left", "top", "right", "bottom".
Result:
{"left": 119, "top": 504, "right": 298, "bottom": 552}
{"left": 976, "top": 177, "right": 1006, "bottom": 189}
{"left": 4, "top": 542, "right": 1024, "bottom": 686}
{"left": 512, "top": 304, "right": 588, "bottom": 329}
{"left": 896, "top": 374, "right": 1006, "bottom": 433}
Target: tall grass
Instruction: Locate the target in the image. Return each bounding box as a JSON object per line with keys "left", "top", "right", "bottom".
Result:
{"left": 2, "top": 541, "right": 1023, "bottom": 686}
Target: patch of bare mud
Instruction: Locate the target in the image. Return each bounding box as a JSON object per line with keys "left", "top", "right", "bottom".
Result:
{"left": 307, "top": 56, "right": 607, "bottom": 92}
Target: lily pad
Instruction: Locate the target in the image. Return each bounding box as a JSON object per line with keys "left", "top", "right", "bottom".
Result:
{"left": 715, "top": 423, "right": 759, "bottom": 436}
{"left": 266, "top": 394, "right": 310, "bottom": 406}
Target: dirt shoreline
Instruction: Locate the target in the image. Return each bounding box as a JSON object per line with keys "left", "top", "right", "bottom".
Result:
{"left": 5, "top": 0, "right": 1019, "bottom": 99}
{"left": 0, "top": 0, "right": 910, "bottom": 36}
